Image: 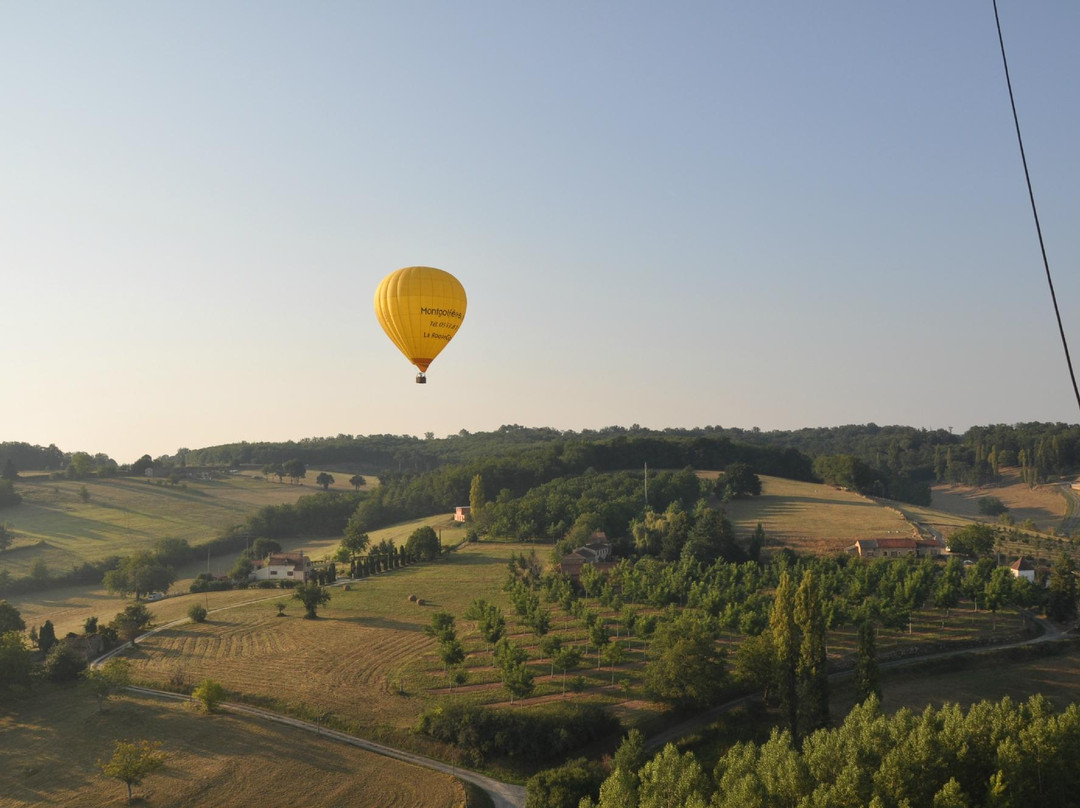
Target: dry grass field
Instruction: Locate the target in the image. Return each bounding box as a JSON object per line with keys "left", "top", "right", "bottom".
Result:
{"left": 0, "top": 687, "right": 462, "bottom": 808}
{"left": 721, "top": 476, "right": 915, "bottom": 553}
{"left": 126, "top": 542, "right": 521, "bottom": 750}
{"left": 831, "top": 640, "right": 1080, "bottom": 719}
{"left": 0, "top": 474, "right": 324, "bottom": 577}
{"left": 927, "top": 468, "right": 1068, "bottom": 532}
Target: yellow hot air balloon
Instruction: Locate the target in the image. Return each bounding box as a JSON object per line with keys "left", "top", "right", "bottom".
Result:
{"left": 374, "top": 266, "right": 467, "bottom": 384}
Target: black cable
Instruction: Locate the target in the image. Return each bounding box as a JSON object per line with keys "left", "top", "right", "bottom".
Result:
{"left": 993, "top": 0, "right": 1080, "bottom": 415}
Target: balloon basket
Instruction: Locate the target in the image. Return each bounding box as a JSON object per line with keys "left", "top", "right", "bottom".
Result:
{"left": 415, "top": 373, "right": 427, "bottom": 384}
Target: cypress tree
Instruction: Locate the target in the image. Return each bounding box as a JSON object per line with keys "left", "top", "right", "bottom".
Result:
{"left": 854, "top": 620, "right": 881, "bottom": 704}
{"left": 795, "top": 569, "right": 829, "bottom": 738}
{"left": 770, "top": 570, "right": 799, "bottom": 740}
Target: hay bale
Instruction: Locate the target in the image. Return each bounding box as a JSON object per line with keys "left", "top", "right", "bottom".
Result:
{"left": 408, "top": 594, "right": 418, "bottom": 602}
{"left": 416, "top": 598, "right": 425, "bottom": 606}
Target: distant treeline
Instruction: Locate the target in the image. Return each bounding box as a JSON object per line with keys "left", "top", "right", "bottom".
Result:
{"left": 8, "top": 421, "right": 1079, "bottom": 494}
{"left": 161, "top": 421, "right": 1080, "bottom": 499}
{"left": 0, "top": 442, "right": 66, "bottom": 472}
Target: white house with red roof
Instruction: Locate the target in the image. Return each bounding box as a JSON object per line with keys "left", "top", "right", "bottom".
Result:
{"left": 252, "top": 551, "right": 311, "bottom": 583}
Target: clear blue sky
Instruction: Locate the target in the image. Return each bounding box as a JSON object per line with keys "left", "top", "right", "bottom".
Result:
{"left": 2, "top": 2, "right": 1078, "bottom": 463}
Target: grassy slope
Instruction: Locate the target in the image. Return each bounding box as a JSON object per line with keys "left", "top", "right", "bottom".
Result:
{"left": 926, "top": 468, "right": 1068, "bottom": 532}
{"left": 127, "top": 539, "right": 509, "bottom": 752}
{"left": 0, "top": 687, "right": 461, "bottom": 808}
{"left": 8, "top": 516, "right": 466, "bottom": 638}
{"left": 0, "top": 474, "right": 332, "bottom": 577}
{"left": 721, "top": 475, "right": 915, "bottom": 553}
{"left": 831, "top": 641, "right": 1080, "bottom": 719}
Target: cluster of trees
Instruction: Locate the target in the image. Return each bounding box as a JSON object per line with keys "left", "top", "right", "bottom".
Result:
{"left": 0, "top": 600, "right": 155, "bottom": 697}
{"left": 0, "top": 441, "right": 66, "bottom": 472}
{"left": 576, "top": 694, "right": 1080, "bottom": 808}
{"left": 259, "top": 459, "right": 308, "bottom": 484}
{"left": 333, "top": 522, "right": 442, "bottom": 578}
{"left": 416, "top": 700, "right": 619, "bottom": 766}
{"left": 243, "top": 491, "right": 362, "bottom": 540}
{"left": 769, "top": 569, "right": 830, "bottom": 743}
{"left": 103, "top": 545, "right": 180, "bottom": 600}
{"left": 345, "top": 435, "right": 811, "bottom": 541}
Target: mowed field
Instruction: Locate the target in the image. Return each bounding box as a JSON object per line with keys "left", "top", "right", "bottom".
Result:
{"left": 0, "top": 473, "right": 344, "bottom": 578}
{"left": 0, "top": 687, "right": 461, "bottom": 808}
{"left": 720, "top": 476, "right": 916, "bottom": 553}
{"left": 926, "top": 468, "right": 1070, "bottom": 532}
{"left": 127, "top": 541, "right": 520, "bottom": 751}
{"left": 831, "top": 640, "right": 1080, "bottom": 718}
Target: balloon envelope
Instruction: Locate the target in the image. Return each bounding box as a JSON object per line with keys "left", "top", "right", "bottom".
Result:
{"left": 374, "top": 266, "right": 467, "bottom": 375}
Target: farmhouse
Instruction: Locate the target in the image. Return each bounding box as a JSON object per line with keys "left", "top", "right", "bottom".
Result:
{"left": 454, "top": 505, "right": 471, "bottom": 522}
{"left": 559, "top": 532, "right": 614, "bottom": 580}
{"left": 1009, "top": 557, "right": 1036, "bottom": 583}
{"left": 853, "top": 537, "right": 942, "bottom": 559}
{"left": 252, "top": 552, "right": 311, "bottom": 583}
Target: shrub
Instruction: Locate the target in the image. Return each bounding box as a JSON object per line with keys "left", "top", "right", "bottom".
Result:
{"left": 526, "top": 758, "right": 607, "bottom": 808}
{"left": 192, "top": 678, "right": 226, "bottom": 712}
{"left": 416, "top": 701, "right": 619, "bottom": 764}
{"left": 43, "top": 642, "right": 87, "bottom": 683}
{"left": 188, "top": 604, "right": 208, "bottom": 623}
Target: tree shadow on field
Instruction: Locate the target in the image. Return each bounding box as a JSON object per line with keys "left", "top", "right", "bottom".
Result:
{"left": 335, "top": 615, "right": 427, "bottom": 633}
{"left": 760, "top": 494, "right": 876, "bottom": 508}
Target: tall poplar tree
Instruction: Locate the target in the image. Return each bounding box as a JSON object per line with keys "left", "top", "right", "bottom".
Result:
{"left": 770, "top": 570, "right": 799, "bottom": 740}
{"left": 795, "top": 569, "right": 829, "bottom": 738}
{"left": 469, "top": 473, "right": 486, "bottom": 518}
{"left": 854, "top": 620, "right": 880, "bottom": 704}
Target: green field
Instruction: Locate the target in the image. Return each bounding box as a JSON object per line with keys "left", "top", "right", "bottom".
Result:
{"left": 0, "top": 686, "right": 461, "bottom": 808}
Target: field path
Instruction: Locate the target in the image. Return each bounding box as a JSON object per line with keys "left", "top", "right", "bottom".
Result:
{"left": 123, "top": 685, "right": 526, "bottom": 808}
{"left": 93, "top": 580, "right": 527, "bottom": 808}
